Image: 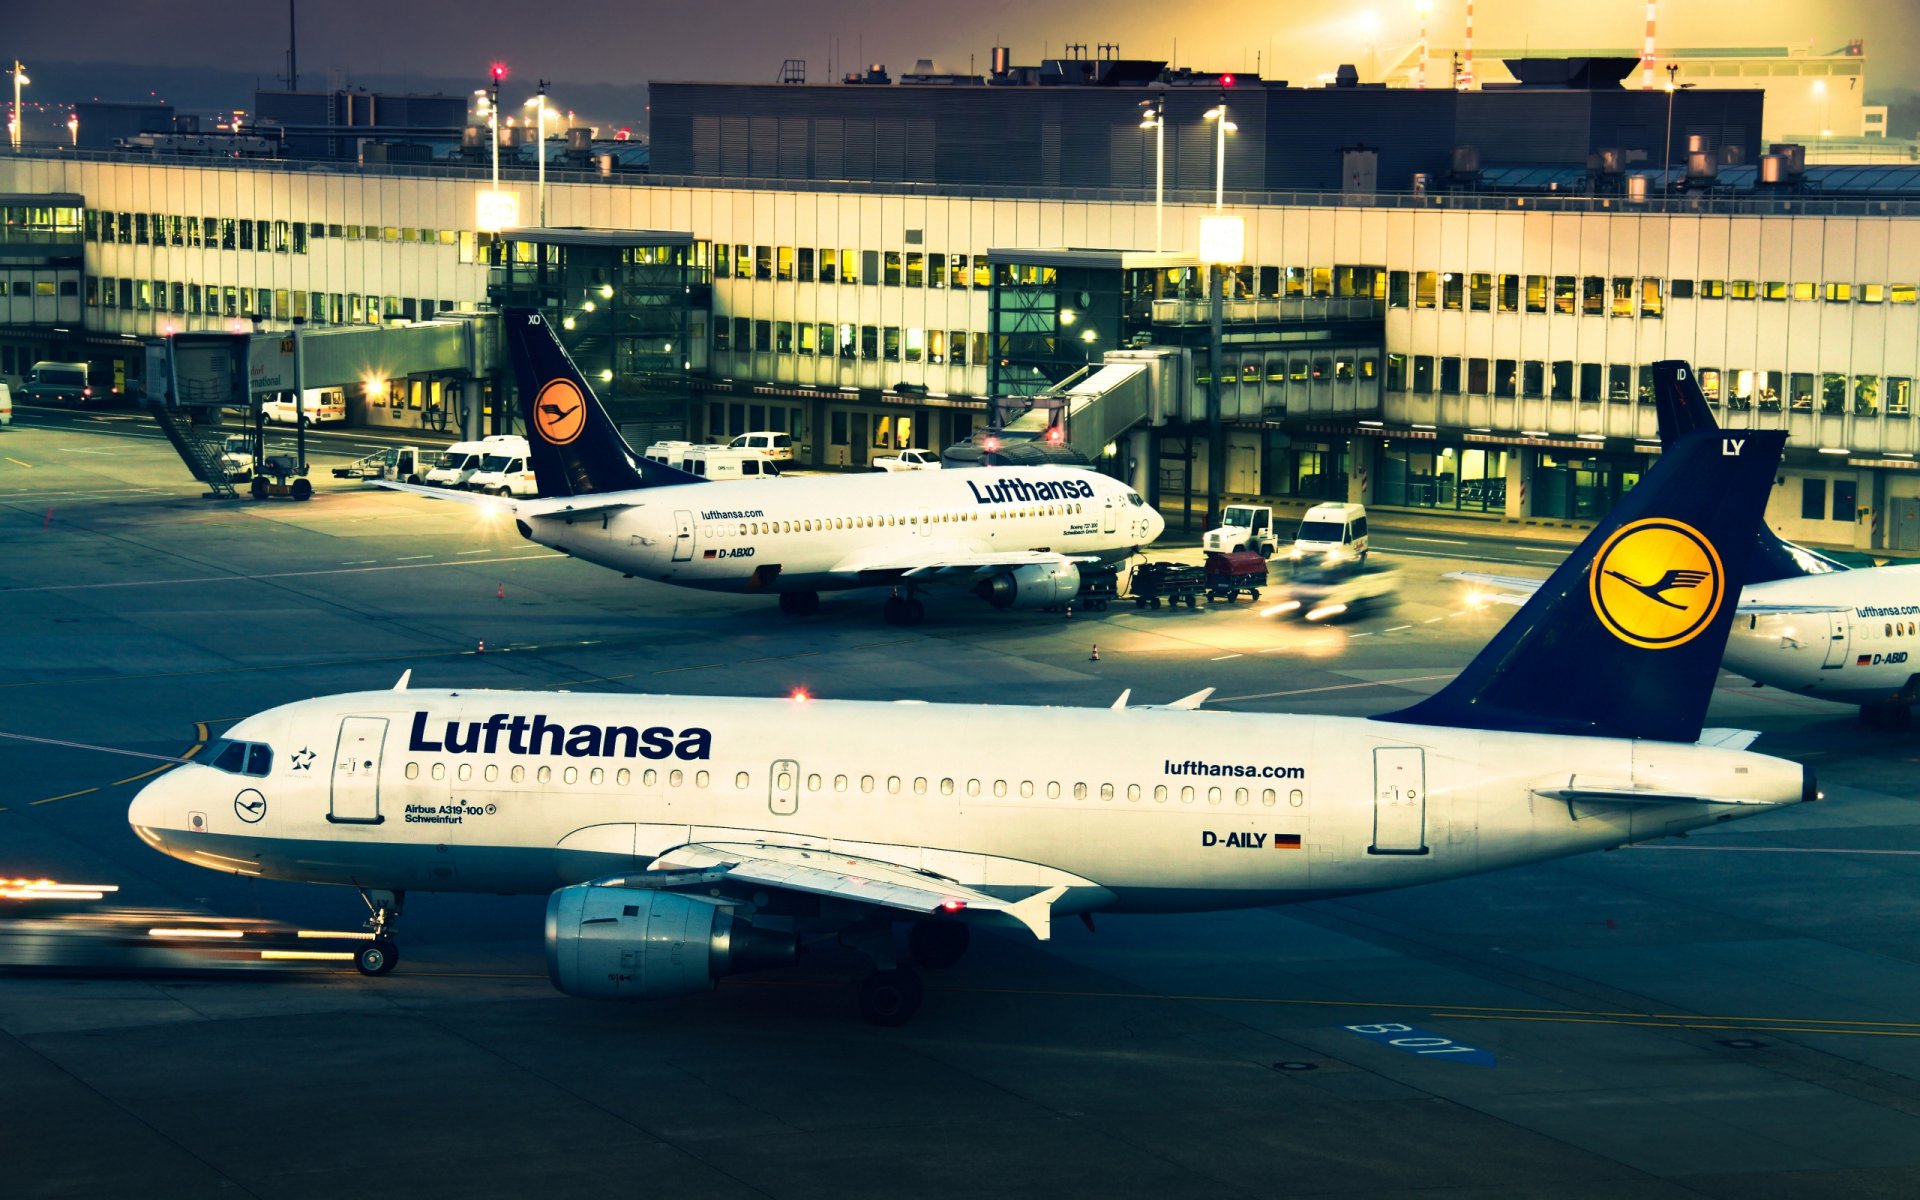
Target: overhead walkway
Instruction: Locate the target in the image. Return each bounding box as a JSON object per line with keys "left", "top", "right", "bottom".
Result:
{"left": 950, "top": 349, "right": 1174, "bottom": 468}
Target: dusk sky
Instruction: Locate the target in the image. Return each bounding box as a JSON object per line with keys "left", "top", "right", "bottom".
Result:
{"left": 8, "top": 1, "right": 1917, "bottom": 101}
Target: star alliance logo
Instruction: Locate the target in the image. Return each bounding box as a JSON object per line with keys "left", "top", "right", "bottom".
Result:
{"left": 291, "top": 748, "right": 316, "bottom": 772}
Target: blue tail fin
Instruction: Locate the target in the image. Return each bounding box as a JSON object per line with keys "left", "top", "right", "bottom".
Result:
{"left": 1383, "top": 429, "right": 1786, "bottom": 743}
{"left": 502, "top": 307, "right": 705, "bottom": 497}
{"left": 1649, "top": 359, "right": 1845, "bottom": 582}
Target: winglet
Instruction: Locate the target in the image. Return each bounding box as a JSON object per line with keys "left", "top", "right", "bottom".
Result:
{"left": 1004, "top": 885, "right": 1069, "bottom": 941}
{"left": 1164, "top": 687, "right": 1214, "bottom": 711}
{"left": 393, "top": 669, "right": 412, "bottom": 691}
{"left": 1110, "top": 688, "right": 1132, "bottom": 710}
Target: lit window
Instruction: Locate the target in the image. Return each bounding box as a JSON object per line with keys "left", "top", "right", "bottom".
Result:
{"left": 537, "top": 766, "right": 551, "bottom": 783}
{"left": 736, "top": 771, "right": 750, "bottom": 789}
{"left": 590, "top": 768, "right": 604, "bottom": 785}
{"left": 431, "top": 763, "right": 446, "bottom": 781}
{"left": 994, "top": 779, "right": 1008, "bottom": 797}
{"left": 484, "top": 764, "right": 498, "bottom": 782}
{"left": 563, "top": 766, "right": 578, "bottom": 784}
{"left": 457, "top": 763, "right": 472, "bottom": 782}
{"left": 1154, "top": 785, "right": 1168, "bottom": 803}
{"left": 1207, "top": 786, "right": 1222, "bottom": 804}
{"left": 404, "top": 762, "right": 419, "bottom": 780}
{"left": 617, "top": 769, "right": 631, "bottom": 786}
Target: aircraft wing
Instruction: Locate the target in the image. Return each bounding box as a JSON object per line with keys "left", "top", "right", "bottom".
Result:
{"left": 372, "top": 479, "right": 638, "bottom": 518}
{"left": 649, "top": 842, "right": 1069, "bottom": 940}
{"left": 826, "top": 543, "right": 1098, "bottom": 579}
{"left": 1442, "top": 571, "right": 1544, "bottom": 605}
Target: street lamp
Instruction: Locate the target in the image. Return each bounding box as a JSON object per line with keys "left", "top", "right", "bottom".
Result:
{"left": 1199, "top": 214, "right": 1245, "bottom": 535}
{"left": 524, "top": 81, "right": 555, "bottom": 227}
{"left": 9, "top": 60, "right": 29, "bottom": 152}
{"left": 1138, "top": 94, "right": 1166, "bottom": 252}
{"left": 1202, "top": 101, "right": 1236, "bottom": 210}
{"left": 486, "top": 63, "right": 506, "bottom": 193}
{"left": 1662, "top": 64, "right": 1694, "bottom": 188}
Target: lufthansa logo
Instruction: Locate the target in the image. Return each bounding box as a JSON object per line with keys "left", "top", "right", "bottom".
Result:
{"left": 234, "top": 788, "right": 267, "bottom": 824}
{"left": 533, "top": 378, "right": 586, "bottom": 446}
{"left": 1589, "top": 518, "right": 1725, "bottom": 650}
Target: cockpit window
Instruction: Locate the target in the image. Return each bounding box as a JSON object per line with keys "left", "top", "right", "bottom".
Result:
{"left": 208, "top": 739, "right": 273, "bottom": 777}
{"left": 1127, "top": 494, "right": 1144, "bottom": 507}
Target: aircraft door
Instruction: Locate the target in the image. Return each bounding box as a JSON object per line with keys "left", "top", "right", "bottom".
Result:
{"left": 329, "top": 716, "right": 388, "bottom": 824}
{"left": 1821, "top": 612, "right": 1850, "bottom": 669}
{"left": 672, "top": 509, "right": 695, "bottom": 562}
{"left": 1102, "top": 495, "right": 1119, "bottom": 533}
{"left": 769, "top": 758, "right": 799, "bottom": 815}
{"left": 1369, "top": 746, "right": 1428, "bottom": 855}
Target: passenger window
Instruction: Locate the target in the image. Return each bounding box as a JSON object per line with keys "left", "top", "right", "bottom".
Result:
{"left": 695, "top": 771, "right": 709, "bottom": 788}
{"left": 913, "top": 777, "right": 927, "bottom": 794}
{"left": 736, "top": 771, "right": 750, "bottom": 789}
{"left": 511, "top": 766, "right": 524, "bottom": 782}
{"left": 940, "top": 778, "right": 954, "bottom": 795}
{"left": 1289, "top": 789, "right": 1304, "bottom": 807}
{"left": 431, "top": 763, "right": 446, "bottom": 781}
{"left": 1234, "top": 787, "right": 1249, "bottom": 805}
{"left": 861, "top": 775, "right": 875, "bottom": 792}
{"left": 644, "top": 769, "right": 658, "bottom": 786}
{"left": 457, "top": 764, "right": 472, "bottom": 782}
{"left": 808, "top": 773, "right": 822, "bottom": 791}
{"left": 1073, "top": 782, "right": 1088, "bottom": 800}
{"left": 1100, "top": 783, "right": 1115, "bottom": 801}
{"left": 1046, "top": 781, "right": 1061, "bottom": 799}
{"left": 967, "top": 779, "right": 981, "bottom": 796}
{"left": 1019, "top": 780, "right": 1035, "bottom": 798}
{"left": 537, "top": 765, "right": 551, "bottom": 783}
{"left": 1180, "top": 786, "right": 1195, "bottom": 804}
{"left": 1154, "top": 785, "right": 1168, "bottom": 803}
{"left": 616, "top": 769, "right": 631, "bottom": 786}
{"left": 404, "top": 762, "right": 419, "bottom": 780}
{"left": 1127, "top": 784, "right": 1140, "bottom": 801}
{"left": 670, "top": 769, "right": 683, "bottom": 787}
{"left": 246, "top": 744, "right": 272, "bottom": 776}
{"left": 993, "top": 779, "right": 1008, "bottom": 797}
{"left": 589, "top": 767, "right": 604, "bottom": 785}
{"left": 834, "top": 774, "right": 848, "bottom": 791}
{"left": 563, "top": 766, "right": 578, "bottom": 784}
{"left": 1262, "top": 788, "right": 1277, "bottom": 805}
{"left": 1207, "top": 786, "right": 1221, "bottom": 804}
{"left": 484, "top": 764, "right": 498, "bottom": 782}
{"left": 887, "top": 776, "right": 901, "bottom": 794}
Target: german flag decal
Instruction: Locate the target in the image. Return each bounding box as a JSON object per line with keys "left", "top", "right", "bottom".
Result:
{"left": 1274, "top": 833, "right": 1302, "bottom": 850}
{"left": 1857, "top": 654, "right": 1872, "bottom": 667}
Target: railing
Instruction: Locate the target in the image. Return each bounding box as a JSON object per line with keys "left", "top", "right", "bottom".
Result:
{"left": 9, "top": 145, "right": 1920, "bottom": 218}
{"left": 1151, "top": 296, "right": 1383, "bottom": 325}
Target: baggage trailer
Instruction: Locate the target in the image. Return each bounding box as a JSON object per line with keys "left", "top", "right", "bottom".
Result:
{"left": 1130, "top": 560, "right": 1208, "bottom": 609}
{"left": 1205, "top": 550, "right": 1268, "bottom": 602}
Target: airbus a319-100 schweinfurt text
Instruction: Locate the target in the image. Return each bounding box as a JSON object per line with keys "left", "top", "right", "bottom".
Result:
{"left": 385, "top": 309, "right": 1163, "bottom": 624}
{"left": 1458, "top": 361, "right": 1920, "bottom": 729}
{"left": 126, "top": 426, "right": 1815, "bottom": 1024}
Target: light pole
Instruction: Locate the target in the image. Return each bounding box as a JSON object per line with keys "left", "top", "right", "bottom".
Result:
{"left": 525, "top": 81, "right": 554, "bottom": 227}
{"left": 1662, "top": 65, "right": 1693, "bottom": 189}
{"left": 1203, "top": 100, "right": 1236, "bottom": 211}
{"left": 1198, "top": 99, "right": 1238, "bottom": 532}
{"left": 1137, "top": 93, "right": 1165, "bottom": 252}
{"left": 9, "top": 60, "right": 29, "bottom": 152}
{"left": 487, "top": 63, "right": 506, "bottom": 194}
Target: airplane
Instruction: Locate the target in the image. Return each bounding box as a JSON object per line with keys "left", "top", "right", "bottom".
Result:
{"left": 383, "top": 308, "right": 1164, "bottom": 624}
{"left": 1456, "top": 361, "right": 1920, "bottom": 728}
{"left": 126, "top": 427, "right": 1815, "bottom": 1025}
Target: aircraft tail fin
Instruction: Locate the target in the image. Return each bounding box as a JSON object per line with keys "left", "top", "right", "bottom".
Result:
{"left": 1381, "top": 429, "right": 1786, "bottom": 743}
{"left": 1650, "top": 359, "right": 1846, "bottom": 582}
{"left": 502, "top": 308, "right": 705, "bottom": 497}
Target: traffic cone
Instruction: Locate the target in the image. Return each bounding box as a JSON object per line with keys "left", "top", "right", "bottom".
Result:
{"left": 496, "top": 583, "right": 505, "bottom": 600}
{"left": 1089, "top": 643, "right": 1100, "bottom": 662}
{"left": 476, "top": 639, "right": 486, "bottom": 654}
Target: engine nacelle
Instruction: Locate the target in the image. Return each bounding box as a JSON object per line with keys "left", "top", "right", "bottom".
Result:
{"left": 977, "top": 561, "right": 1081, "bottom": 610}
{"left": 545, "top": 884, "right": 796, "bottom": 1000}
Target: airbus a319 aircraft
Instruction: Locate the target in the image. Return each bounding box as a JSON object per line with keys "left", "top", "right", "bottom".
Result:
{"left": 1463, "top": 362, "right": 1920, "bottom": 728}
{"left": 128, "top": 427, "right": 1813, "bottom": 1024}
{"left": 389, "top": 309, "right": 1162, "bottom": 624}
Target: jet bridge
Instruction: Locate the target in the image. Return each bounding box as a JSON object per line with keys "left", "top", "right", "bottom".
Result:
{"left": 949, "top": 349, "right": 1180, "bottom": 475}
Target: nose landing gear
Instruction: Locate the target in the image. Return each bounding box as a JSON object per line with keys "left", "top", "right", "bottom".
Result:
{"left": 882, "top": 590, "right": 925, "bottom": 626}
{"left": 355, "top": 887, "right": 405, "bottom": 976}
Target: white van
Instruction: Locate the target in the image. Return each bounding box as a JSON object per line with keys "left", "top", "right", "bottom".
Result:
{"left": 261, "top": 388, "right": 347, "bottom": 426}
{"left": 1290, "top": 502, "right": 1369, "bottom": 563}
{"left": 680, "top": 446, "right": 781, "bottom": 481}
{"left": 644, "top": 440, "right": 725, "bottom": 465}
{"left": 424, "top": 434, "right": 522, "bottom": 489}
{"left": 0, "top": 381, "right": 12, "bottom": 427}
{"left": 466, "top": 436, "right": 537, "bottom": 497}
{"left": 728, "top": 431, "right": 796, "bottom": 462}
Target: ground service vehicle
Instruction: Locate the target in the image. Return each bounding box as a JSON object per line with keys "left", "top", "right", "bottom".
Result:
{"left": 332, "top": 445, "right": 422, "bottom": 483}
{"left": 0, "top": 381, "right": 12, "bottom": 426}
{"left": 874, "top": 449, "right": 941, "bottom": 472}
{"left": 217, "top": 434, "right": 257, "bottom": 479}
{"left": 680, "top": 446, "right": 781, "bottom": 480}
{"left": 1131, "top": 560, "right": 1208, "bottom": 609}
{"left": 1269, "top": 559, "right": 1400, "bottom": 622}
{"left": 729, "top": 431, "right": 796, "bottom": 461}
{"left": 261, "top": 388, "right": 347, "bottom": 426}
{"left": 1291, "top": 502, "right": 1368, "bottom": 562}
{"left": 21, "top": 361, "right": 92, "bottom": 408}
{"left": 466, "top": 437, "right": 538, "bottom": 497}
{"left": 1203, "top": 504, "right": 1280, "bottom": 556}
{"left": 424, "top": 435, "right": 520, "bottom": 488}
{"left": 249, "top": 454, "right": 313, "bottom": 501}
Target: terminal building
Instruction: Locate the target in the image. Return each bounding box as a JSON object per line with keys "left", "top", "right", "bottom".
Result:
{"left": 2, "top": 51, "right": 1919, "bottom": 550}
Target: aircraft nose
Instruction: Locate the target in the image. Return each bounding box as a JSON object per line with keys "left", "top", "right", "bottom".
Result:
{"left": 128, "top": 775, "right": 170, "bottom": 839}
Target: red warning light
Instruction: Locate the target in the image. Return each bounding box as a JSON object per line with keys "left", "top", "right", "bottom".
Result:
{"left": 790, "top": 688, "right": 811, "bottom": 703}
{"left": 613, "top": 127, "right": 631, "bottom": 141}
{"left": 983, "top": 436, "right": 1001, "bottom": 453}
{"left": 940, "top": 898, "right": 966, "bottom": 913}
{"left": 490, "top": 62, "right": 509, "bottom": 81}
{"left": 1220, "top": 73, "right": 1236, "bottom": 88}
{"left": 1045, "top": 426, "right": 1064, "bottom": 444}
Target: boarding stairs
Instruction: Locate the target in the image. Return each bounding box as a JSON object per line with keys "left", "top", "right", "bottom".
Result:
{"left": 148, "top": 404, "right": 240, "bottom": 499}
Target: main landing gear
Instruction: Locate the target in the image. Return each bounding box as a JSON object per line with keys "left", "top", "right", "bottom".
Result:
{"left": 778, "top": 589, "right": 820, "bottom": 616}
{"left": 841, "top": 920, "right": 972, "bottom": 1025}
{"left": 1861, "top": 702, "right": 1912, "bottom": 730}
{"left": 907, "top": 920, "right": 970, "bottom": 969}
{"left": 355, "top": 887, "right": 405, "bottom": 976}
{"left": 882, "top": 590, "right": 925, "bottom": 626}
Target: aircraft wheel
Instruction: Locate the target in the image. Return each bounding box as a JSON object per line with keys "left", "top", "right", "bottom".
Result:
{"left": 356, "top": 939, "right": 399, "bottom": 976}
{"left": 250, "top": 477, "right": 269, "bottom": 500}
{"left": 903, "top": 598, "right": 925, "bottom": 626}
{"left": 882, "top": 596, "right": 906, "bottom": 625}
{"left": 908, "top": 921, "right": 970, "bottom": 969}
{"left": 857, "top": 967, "right": 923, "bottom": 1026}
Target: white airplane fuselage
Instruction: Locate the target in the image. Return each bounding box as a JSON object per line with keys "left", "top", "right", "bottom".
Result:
{"left": 519, "top": 467, "right": 1163, "bottom": 595}
{"left": 129, "top": 690, "right": 1806, "bottom": 913}
{"left": 1724, "top": 565, "right": 1920, "bottom": 706}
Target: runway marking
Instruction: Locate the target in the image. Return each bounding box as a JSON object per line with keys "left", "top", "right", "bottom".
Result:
{"left": 655, "top": 663, "right": 722, "bottom": 674}
{"left": 455, "top": 548, "right": 492, "bottom": 555}
{"left": 395, "top": 554, "right": 433, "bottom": 561}
{"left": 1423, "top": 617, "right": 1444, "bottom": 623}
{"left": 0, "top": 551, "right": 558, "bottom": 593}
{"left": 950, "top": 987, "right": 1920, "bottom": 1037}
{"left": 30, "top": 787, "right": 98, "bottom": 806}
{"left": 1384, "top": 624, "right": 1413, "bottom": 632}
{"left": 1211, "top": 654, "right": 1243, "bottom": 661}
{"left": 1401, "top": 536, "right": 1469, "bottom": 545}
{"left": 1630, "top": 844, "right": 1920, "bottom": 857}
{"left": 1216, "top": 673, "right": 1456, "bottom": 703}
{"left": 5, "top": 457, "right": 31, "bottom": 468}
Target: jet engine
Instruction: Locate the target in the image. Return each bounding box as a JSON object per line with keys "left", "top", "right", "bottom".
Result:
{"left": 976, "top": 561, "right": 1081, "bottom": 609}
{"left": 545, "top": 884, "right": 796, "bottom": 1000}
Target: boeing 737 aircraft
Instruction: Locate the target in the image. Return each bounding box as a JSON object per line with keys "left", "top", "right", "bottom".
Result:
{"left": 1461, "top": 362, "right": 1920, "bottom": 727}
{"left": 127, "top": 428, "right": 1813, "bottom": 1024}
{"left": 386, "top": 309, "right": 1162, "bottom": 624}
